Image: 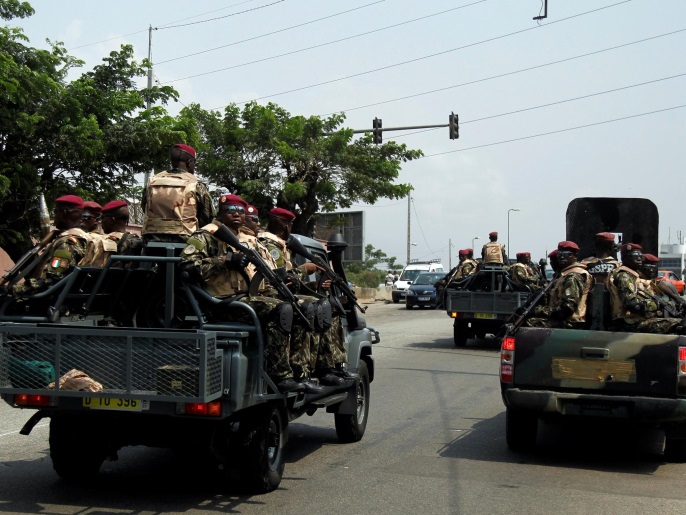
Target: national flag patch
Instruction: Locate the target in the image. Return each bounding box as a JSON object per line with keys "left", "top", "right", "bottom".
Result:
{"left": 51, "top": 258, "right": 68, "bottom": 269}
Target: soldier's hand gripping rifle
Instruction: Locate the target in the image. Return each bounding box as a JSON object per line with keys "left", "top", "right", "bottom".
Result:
{"left": 0, "top": 229, "right": 60, "bottom": 293}
{"left": 499, "top": 277, "right": 557, "bottom": 337}
{"left": 641, "top": 286, "right": 682, "bottom": 318}
{"left": 212, "top": 222, "right": 314, "bottom": 331}
{"left": 286, "top": 235, "right": 367, "bottom": 315}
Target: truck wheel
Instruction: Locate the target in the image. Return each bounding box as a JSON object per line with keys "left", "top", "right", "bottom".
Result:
{"left": 335, "top": 360, "right": 370, "bottom": 443}
{"left": 49, "top": 415, "right": 108, "bottom": 481}
{"left": 505, "top": 408, "right": 538, "bottom": 451}
{"left": 454, "top": 323, "right": 469, "bottom": 347}
{"left": 406, "top": 303, "right": 413, "bottom": 310}
{"left": 393, "top": 298, "right": 399, "bottom": 304}
{"left": 664, "top": 436, "right": 686, "bottom": 462}
{"left": 234, "top": 404, "right": 287, "bottom": 493}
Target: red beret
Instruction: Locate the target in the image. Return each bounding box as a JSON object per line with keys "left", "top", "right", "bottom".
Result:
{"left": 83, "top": 201, "right": 102, "bottom": 213}
{"left": 548, "top": 249, "right": 558, "bottom": 259}
{"left": 466, "top": 248, "right": 473, "bottom": 254}
{"left": 642, "top": 253, "right": 659, "bottom": 264}
{"left": 246, "top": 205, "right": 259, "bottom": 215}
{"left": 620, "top": 243, "right": 642, "bottom": 253}
{"left": 489, "top": 231, "right": 498, "bottom": 237}
{"left": 516, "top": 252, "right": 530, "bottom": 258}
{"left": 270, "top": 207, "right": 296, "bottom": 221}
{"left": 558, "top": 241, "right": 580, "bottom": 252}
{"left": 55, "top": 195, "right": 84, "bottom": 208}
{"left": 458, "top": 249, "right": 469, "bottom": 256}
{"left": 173, "top": 143, "right": 196, "bottom": 158}
{"left": 101, "top": 200, "right": 128, "bottom": 213}
{"left": 219, "top": 194, "right": 247, "bottom": 208}
{"left": 595, "top": 232, "right": 615, "bottom": 242}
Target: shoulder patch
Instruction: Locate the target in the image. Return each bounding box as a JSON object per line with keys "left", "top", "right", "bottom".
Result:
{"left": 186, "top": 237, "right": 205, "bottom": 251}
{"left": 271, "top": 249, "right": 281, "bottom": 260}
{"left": 183, "top": 244, "right": 196, "bottom": 255}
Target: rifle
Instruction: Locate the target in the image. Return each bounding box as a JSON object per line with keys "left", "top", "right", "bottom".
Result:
{"left": 1, "top": 229, "right": 60, "bottom": 292}
{"left": 286, "top": 234, "right": 367, "bottom": 315}
{"left": 641, "top": 285, "right": 682, "bottom": 318}
{"left": 212, "top": 223, "right": 314, "bottom": 331}
{"left": 500, "top": 278, "right": 557, "bottom": 336}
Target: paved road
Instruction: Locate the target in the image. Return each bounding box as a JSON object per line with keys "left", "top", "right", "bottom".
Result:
{"left": 1, "top": 302, "right": 686, "bottom": 514}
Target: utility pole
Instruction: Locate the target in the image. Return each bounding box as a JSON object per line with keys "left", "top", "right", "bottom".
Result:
{"left": 406, "top": 194, "right": 411, "bottom": 264}
{"left": 448, "top": 238, "right": 453, "bottom": 269}
{"left": 143, "top": 25, "right": 154, "bottom": 189}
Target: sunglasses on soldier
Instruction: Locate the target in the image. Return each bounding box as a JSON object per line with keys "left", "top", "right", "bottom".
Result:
{"left": 223, "top": 205, "right": 245, "bottom": 214}
{"left": 248, "top": 215, "right": 259, "bottom": 222}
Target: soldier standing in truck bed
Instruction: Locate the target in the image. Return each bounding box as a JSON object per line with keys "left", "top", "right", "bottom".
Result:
{"left": 608, "top": 243, "right": 684, "bottom": 334}
{"left": 524, "top": 241, "right": 592, "bottom": 329}
{"left": 141, "top": 144, "right": 216, "bottom": 243}
{"left": 482, "top": 232, "right": 507, "bottom": 266}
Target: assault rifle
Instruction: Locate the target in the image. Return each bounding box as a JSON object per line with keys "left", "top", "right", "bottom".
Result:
{"left": 500, "top": 278, "right": 557, "bottom": 337}
{"left": 212, "top": 223, "right": 313, "bottom": 331}
{"left": 286, "top": 235, "right": 367, "bottom": 315}
{"left": 0, "top": 229, "right": 60, "bottom": 292}
{"left": 641, "top": 285, "right": 682, "bottom": 319}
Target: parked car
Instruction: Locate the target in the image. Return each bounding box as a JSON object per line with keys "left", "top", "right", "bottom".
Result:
{"left": 392, "top": 260, "right": 444, "bottom": 303}
{"left": 405, "top": 272, "right": 446, "bottom": 309}
{"left": 657, "top": 270, "right": 685, "bottom": 294}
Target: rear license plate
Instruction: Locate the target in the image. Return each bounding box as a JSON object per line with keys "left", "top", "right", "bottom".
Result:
{"left": 418, "top": 297, "right": 430, "bottom": 301}
{"left": 83, "top": 397, "right": 149, "bottom": 411}
{"left": 474, "top": 313, "right": 496, "bottom": 319}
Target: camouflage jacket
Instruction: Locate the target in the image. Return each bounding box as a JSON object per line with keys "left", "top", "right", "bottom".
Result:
{"left": 510, "top": 262, "right": 539, "bottom": 287}
{"left": 534, "top": 263, "right": 591, "bottom": 322}
{"left": 609, "top": 266, "right": 658, "bottom": 322}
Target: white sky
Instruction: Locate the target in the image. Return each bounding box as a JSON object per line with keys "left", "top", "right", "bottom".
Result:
{"left": 16, "top": 0, "right": 686, "bottom": 268}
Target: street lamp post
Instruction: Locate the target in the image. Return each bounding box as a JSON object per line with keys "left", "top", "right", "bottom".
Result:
{"left": 507, "top": 208, "right": 521, "bottom": 263}
{"left": 471, "top": 236, "right": 480, "bottom": 252}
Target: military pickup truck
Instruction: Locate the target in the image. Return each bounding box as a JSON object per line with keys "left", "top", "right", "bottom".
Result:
{"left": 445, "top": 265, "right": 529, "bottom": 346}
{"left": 0, "top": 232, "right": 378, "bottom": 492}
{"left": 500, "top": 198, "right": 686, "bottom": 461}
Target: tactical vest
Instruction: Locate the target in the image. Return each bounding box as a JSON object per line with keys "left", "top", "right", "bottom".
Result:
{"left": 550, "top": 263, "right": 591, "bottom": 323}
{"left": 239, "top": 227, "right": 277, "bottom": 291}
{"left": 483, "top": 242, "right": 504, "bottom": 264}
{"left": 199, "top": 223, "right": 248, "bottom": 298}
{"left": 581, "top": 256, "right": 620, "bottom": 286}
{"left": 455, "top": 259, "right": 478, "bottom": 280}
{"left": 608, "top": 266, "right": 643, "bottom": 322}
{"left": 510, "top": 262, "right": 536, "bottom": 285}
{"left": 142, "top": 170, "right": 199, "bottom": 236}
{"left": 81, "top": 233, "right": 120, "bottom": 267}
{"left": 259, "top": 231, "right": 292, "bottom": 270}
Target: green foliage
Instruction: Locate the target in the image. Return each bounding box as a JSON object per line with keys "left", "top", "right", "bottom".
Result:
{"left": 177, "top": 102, "right": 422, "bottom": 235}
{"left": 344, "top": 244, "right": 400, "bottom": 288}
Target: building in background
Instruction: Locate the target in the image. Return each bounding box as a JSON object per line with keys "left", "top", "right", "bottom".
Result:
{"left": 659, "top": 242, "right": 686, "bottom": 280}
{"left": 313, "top": 211, "right": 364, "bottom": 263}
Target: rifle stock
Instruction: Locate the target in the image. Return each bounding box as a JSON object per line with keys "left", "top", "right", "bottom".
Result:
{"left": 212, "top": 223, "right": 314, "bottom": 331}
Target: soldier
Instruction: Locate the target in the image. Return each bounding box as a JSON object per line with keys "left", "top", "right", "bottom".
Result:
{"left": 608, "top": 243, "right": 683, "bottom": 333}
{"left": 81, "top": 200, "right": 141, "bottom": 267}
{"left": 639, "top": 253, "right": 684, "bottom": 317}
{"left": 580, "top": 232, "right": 620, "bottom": 286}
{"left": 524, "top": 241, "right": 592, "bottom": 328}
{"left": 81, "top": 201, "right": 102, "bottom": 234}
{"left": 261, "top": 207, "right": 350, "bottom": 387}
{"left": 509, "top": 252, "right": 540, "bottom": 290}
{"left": 141, "top": 144, "right": 216, "bottom": 243}
{"left": 482, "top": 232, "right": 507, "bottom": 266}
{"left": 547, "top": 249, "right": 560, "bottom": 279}
{"left": 180, "top": 194, "right": 309, "bottom": 393}
{"left": 13, "top": 195, "right": 91, "bottom": 297}
{"left": 243, "top": 204, "right": 261, "bottom": 236}
{"left": 451, "top": 248, "right": 478, "bottom": 282}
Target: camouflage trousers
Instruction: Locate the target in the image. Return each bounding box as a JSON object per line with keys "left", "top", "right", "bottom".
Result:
{"left": 524, "top": 317, "right": 585, "bottom": 329}
{"left": 614, "top": 317, "right": 684, "bottom": 334}
{"left": 315, "top": 316, "right": 346, "bottom": 372}
{"left": 215, "top": 295, "right": 292, "bottom": 381}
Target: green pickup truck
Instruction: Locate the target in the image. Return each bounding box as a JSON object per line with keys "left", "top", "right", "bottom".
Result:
{"left": 499, "top": 198, "right": 686, "bottom": 460}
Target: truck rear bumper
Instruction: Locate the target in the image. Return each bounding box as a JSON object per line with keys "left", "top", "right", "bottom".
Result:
{"left": 503, "top": 388, "right": 686, "bottom": 423}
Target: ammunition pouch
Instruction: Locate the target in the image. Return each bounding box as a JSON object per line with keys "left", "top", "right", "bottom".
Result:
{"left": 299, "top": 300, "right": 316, "bottom": 329}
{"left": 274, "top": 302, "right": 293, "bottom": 333}
{"left": 314, "top": 298, "right": 333, "bottom": 332}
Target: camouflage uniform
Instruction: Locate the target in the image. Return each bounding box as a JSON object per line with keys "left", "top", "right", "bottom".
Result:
{"left": 526, "top": 262, "right": 591, "bottom": 329}
{"left": 12, "top": 228, "right": 90, "bottom": 297}
{"left": 454, "top": 259, "right": 478, "bottom": 281}
{"left": 510, "top": 262, "right": 540, "bottom": 289}
{"left": 181, "top": 224, "right": 293, "bottom": 381}
{"left": 608, "top": 266, "right": 682, "bottom": 334}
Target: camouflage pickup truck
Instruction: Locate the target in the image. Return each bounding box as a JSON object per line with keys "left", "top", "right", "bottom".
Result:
{"left": 499, "top": 198, "right": 686, "bottom": 461}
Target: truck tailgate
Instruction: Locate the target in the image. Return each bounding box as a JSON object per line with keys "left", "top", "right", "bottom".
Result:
{"left": 513, "top": 328, "right": 682, "bottom": 397}
{"left": 447, "top": 291, "right": 527, "bottom": 314}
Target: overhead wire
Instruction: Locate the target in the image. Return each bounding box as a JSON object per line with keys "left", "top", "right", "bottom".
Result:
{"left": 161, "top": 1, "right": 485, "bottom": 83}
{"left": 205, "top": 0, "right": 633, "bottom": 109}
{"left": 156, "top": 0, "right": 286, "bottom": 30}
{"left": 411, "top": 197, "right": 436, "bottom": 255}
{"left": 418, "top": 104, "right": 686, "bottom": 158}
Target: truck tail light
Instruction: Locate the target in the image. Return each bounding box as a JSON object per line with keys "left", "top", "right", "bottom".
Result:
{"left": 182, "top": 401, "right": 222, "bottom": 417}
{"left": 14, "top": 394, "right": 51, "bottom": 407}
{"left": 679, "top": 347, "right": 686, "bottom": 374}
{"left": 451, "top": 312, "right": 463, "bottom": 319}
{"left": 501, "top": 337, "right": 516, "bottom": 383}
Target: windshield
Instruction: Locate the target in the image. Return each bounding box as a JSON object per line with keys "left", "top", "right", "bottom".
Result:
{"left": 400, "top": 269, "right": 424, "bottom": 282}
{"left": 413, "top": 273, "right": 443, "bottom": 285}
{"left": 658, "top": 271, "right": 665, "bottom": 278}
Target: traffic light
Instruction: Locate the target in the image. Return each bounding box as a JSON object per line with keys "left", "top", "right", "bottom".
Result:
{"left": 373, "top": 117, "right": 382, "bottom": 144}
{"left": 449, "top": 112, "right": 459, "bottom": 140}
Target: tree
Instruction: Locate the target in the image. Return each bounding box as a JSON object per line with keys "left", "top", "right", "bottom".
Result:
{"left": 0, "top": 1, "right": 184, "bottom": 259}
{"left": 344, "top": 244, "right": 400, "bottom": 288}
{"left": 176, "top": 102, "right": 422, "bottom": 235}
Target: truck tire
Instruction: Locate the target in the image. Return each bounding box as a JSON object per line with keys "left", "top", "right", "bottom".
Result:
{"left": 454, "top": 323, "right": 469, "bottom": 347}
{"left": 505, "top": 408, "right": 538, "bottom": 451}
{"left": 234, "top": 404, "right": 287, "bottom": 493}
{"left": 664, "top": 436, "right": 686, "bottom": 462}
{"left": 393, "top": 298, "right": 400, "bottom": 304}
{"left": 335, "top": 360, "right": 370, "bottom": 443}
{"left": 49, "top": 415, "right": 108, "bottom": 481}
